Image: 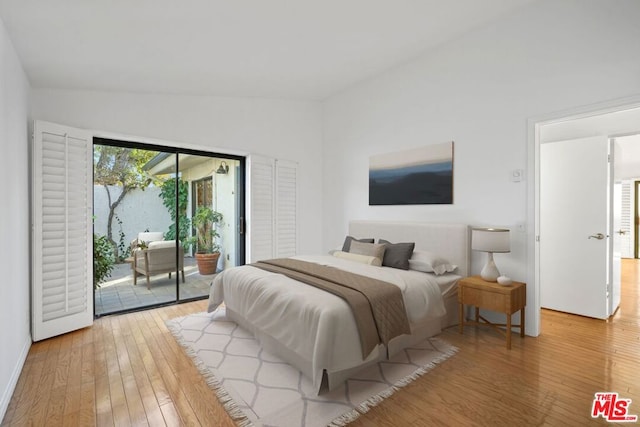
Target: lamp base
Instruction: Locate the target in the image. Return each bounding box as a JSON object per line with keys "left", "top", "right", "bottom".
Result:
{"left": 480, "top": 253, "right": 500, "bottom": 282}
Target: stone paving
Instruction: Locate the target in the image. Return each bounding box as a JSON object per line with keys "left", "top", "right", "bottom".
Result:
{"left": 95, "top": 257, "right": 215, "bottom": 315}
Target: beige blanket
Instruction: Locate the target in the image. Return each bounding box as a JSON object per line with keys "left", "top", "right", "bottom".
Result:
{"left": 253, "top": 258, "right": 411, "bottom": 358}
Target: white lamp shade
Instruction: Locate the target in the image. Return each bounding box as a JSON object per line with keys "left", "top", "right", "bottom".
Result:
{"left": 471, "top": 228, "right": 510, "bottom": 253}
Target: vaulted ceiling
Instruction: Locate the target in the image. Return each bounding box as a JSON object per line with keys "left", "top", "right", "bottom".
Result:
{"left": 0, "top": 0, "right": 536, "bottom": 100}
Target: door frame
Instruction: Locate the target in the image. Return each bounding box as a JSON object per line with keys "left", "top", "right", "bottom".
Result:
{"left": 527, "top": 95, "right": 640, "bottom": 336}
{"left": 91, "top": 132, "right": 247, "bottom": 316}
{"left": 636, "top": 181, "right": 640, "bottom": 259}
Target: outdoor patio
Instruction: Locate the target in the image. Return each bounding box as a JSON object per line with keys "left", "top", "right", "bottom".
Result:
{"left": 95, "top": 257, "right": 215, "bottom": 315}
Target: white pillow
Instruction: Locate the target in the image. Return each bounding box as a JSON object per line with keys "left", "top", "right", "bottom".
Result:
{"left": 333, "top": 250, "right": 382, "bottom": 266}
{"left": 328, "top": 247, "right": 341, "bottom": 255}
{"left": 409, "top": 250, "right": 457, "bottom": 275}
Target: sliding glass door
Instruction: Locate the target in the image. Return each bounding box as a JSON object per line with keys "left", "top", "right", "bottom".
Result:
{"left": 93, "top": 138, "right": 244, "bottom": 316}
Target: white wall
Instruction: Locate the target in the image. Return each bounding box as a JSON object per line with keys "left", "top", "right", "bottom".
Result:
{"left": 30, "top": 89, "right": 324, "bottom": 256}
{"left": 322, "top": 0, "right": 640, "bottom": 335}
{"left": 0, "top": 16, "right": 31, "bottom": 421}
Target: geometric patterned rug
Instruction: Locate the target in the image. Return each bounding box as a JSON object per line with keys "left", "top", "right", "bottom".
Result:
{"left": 166, "top": 308, "right": 457, "bottom": 427}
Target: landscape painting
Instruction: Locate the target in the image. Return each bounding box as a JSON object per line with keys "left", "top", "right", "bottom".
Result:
{"left": 369, "top": 142, "right": 453, "bottom": 205}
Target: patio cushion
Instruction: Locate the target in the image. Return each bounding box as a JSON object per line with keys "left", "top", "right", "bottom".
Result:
{"left": 138, "top": 231, "right": 164, "bottom": 243}
{"left": 148, "top": 240, "right": 178, "bottom": 249}
{"left": 133, "top": 239, "right": 185, "bottom": 289}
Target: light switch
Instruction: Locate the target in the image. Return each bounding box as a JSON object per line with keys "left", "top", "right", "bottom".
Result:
{"left": 510, "top": 169, "right": 524, "bottom": 182}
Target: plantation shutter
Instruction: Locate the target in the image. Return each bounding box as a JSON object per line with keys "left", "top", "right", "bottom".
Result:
{"left": 249, "top": 155, "right": 275, "bottom": 262}
{"left": 275, "top": 160, "right": 298, "bottom": 257}
{"left": 32, "top": 121, "right": 93, "bottom": 341}
{"left": 248, "top": 156, "right": 298, "bottom": 262}
{"left": 620, "top": 180, "right": 633, "bottom": 258}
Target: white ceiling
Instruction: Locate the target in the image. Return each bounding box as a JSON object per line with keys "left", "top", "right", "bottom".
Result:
{"left": 0, "top": 0, "right": 536, "bottom": 100}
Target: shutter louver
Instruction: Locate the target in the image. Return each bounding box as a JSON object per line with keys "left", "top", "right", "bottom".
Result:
{"left": 33, "top": 121, "right": 93, "bottom": 341}
{"left": 250, "top": 156, "right": 275, "bottom": 262}
{"left": 620, "top": 181, "right": 633, "bottom": 259}
{"left": 275, "top": 160, "right": 297, "bottom": 258}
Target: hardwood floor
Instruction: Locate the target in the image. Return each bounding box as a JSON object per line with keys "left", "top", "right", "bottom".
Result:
{"left": 3, "top": 260, "right": 640, "bottom": 426}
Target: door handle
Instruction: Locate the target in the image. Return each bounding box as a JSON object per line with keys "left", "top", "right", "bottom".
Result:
{"left": 617, "top": 229, "right": 627, "bottom": 235}
{"left": 588, "top": 233, "right": 605, "bottom": 240}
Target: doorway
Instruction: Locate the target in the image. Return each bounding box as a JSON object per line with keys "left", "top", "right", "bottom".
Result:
{"left": 93, "top": 137, "right": 245, "bottom": 316}
{"left": 530, "top": 99, "right": 640, "bottom": 336}
{"left": 614, "top": 134, "right": 640, "bottom": 259}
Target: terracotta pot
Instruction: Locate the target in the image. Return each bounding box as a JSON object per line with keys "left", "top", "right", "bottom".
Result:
{"left": 195, "top": 252, "right": 220, "bottom": 275}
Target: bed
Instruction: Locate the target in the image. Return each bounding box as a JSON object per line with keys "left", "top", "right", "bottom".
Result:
{"left": 207, "top": 220, "right": 470, "bottom": 392}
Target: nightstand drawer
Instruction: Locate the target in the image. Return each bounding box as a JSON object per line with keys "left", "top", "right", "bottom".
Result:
{"left": 460, "top": 286, "right": 507, "bottom": 312}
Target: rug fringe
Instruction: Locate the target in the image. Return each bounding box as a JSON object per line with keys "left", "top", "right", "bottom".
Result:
{"left": 166, "top": 319, "right": 254, "bottom": 427}
{"left": 329, "top": 337, "right": 459, "bottom": 426}
{"left": 326, "top": 408, "right": 361, "bottom": 426}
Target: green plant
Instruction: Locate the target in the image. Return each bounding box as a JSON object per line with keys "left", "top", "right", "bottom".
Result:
{"left": 94, "top": 233, "right": 115, "bottom": 289}
{"left": 115, "top": 214, "right": 130, "bottom": 261}
{"left": 160, "top": 178, "right": 191, "bottom": 247}
{"left": 188, "top": 206, "right": 223, "bottom": 253}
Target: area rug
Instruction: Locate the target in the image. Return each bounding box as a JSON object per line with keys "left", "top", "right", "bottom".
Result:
{"left": 166, "top": 309, "right": 457, "bottom": 427}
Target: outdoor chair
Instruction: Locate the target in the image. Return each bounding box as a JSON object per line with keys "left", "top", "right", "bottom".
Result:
{"left": 132, "top": 239, "right": 185, "bottom": 289}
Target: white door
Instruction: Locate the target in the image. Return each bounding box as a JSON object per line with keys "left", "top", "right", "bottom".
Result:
{"left": 540, "top": 135, "right": 612, "bottom": 319}
{"left": 611, "top": 181, "right": 622, "bottom": 314}
{"left": 32, "top": 121, "right": 93, "bottom": 341}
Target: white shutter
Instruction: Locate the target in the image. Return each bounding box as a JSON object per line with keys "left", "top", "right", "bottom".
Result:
{"left": 275, "top": 160, "right": 298, "bottom": 257}
{"left": 33, "top": 121, "right": 93, "bottom": 341}
{"left": 620, "top": 180, "right": 633, "bottom": 258}
{"left": 248, "top": 155, "right": 275, "bottom": 262}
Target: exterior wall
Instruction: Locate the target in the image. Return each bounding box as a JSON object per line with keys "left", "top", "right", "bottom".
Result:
{"left": 93, "top": 185, "right": 171, "bottom": 254}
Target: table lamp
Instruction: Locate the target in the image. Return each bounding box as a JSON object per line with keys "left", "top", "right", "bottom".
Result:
{"left": 471, "top": 227, "right": 510, "bottom": 282}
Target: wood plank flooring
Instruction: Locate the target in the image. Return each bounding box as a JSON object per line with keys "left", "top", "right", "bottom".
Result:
{"left": 3, "top": 260, "right": 640, "bottom": 426}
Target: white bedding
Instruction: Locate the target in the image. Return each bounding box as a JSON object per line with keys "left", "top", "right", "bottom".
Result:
{"left": 207, "top": 254, "right": 451, "bottom": 390}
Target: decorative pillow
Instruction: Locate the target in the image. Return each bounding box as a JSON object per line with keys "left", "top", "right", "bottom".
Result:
{"left": 341, "top": 235, "right": 375, "bottom": 252}
{"left": 409, "top": 250, "right": 457, "bottom": 275}
{"left": 378, "top": 239, "right": 415, "bottom": 270}
{"left": 332, "top": 250, "right": 382, "bottom": 266}
{"left": 348, "top": 241, "right": 386, "bottom": 264}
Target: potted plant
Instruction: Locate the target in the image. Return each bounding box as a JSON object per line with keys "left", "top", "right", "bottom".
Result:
{"left": 189, "top": 206, "right": 223, "bottom": 275}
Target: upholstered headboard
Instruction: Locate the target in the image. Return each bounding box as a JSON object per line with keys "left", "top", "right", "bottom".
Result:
{"left": 348, "top": 221, "right": 470, "bottom": 277}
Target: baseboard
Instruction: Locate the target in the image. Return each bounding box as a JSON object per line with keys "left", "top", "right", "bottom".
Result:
{"left": 0, "top": 335, "right": 31, "bottom": 422}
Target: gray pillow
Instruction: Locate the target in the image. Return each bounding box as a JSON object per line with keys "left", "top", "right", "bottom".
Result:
{"left": 348, "top": 241, "right": 386, "bottom": 263}
{"left": 341, "top": 235, "right": 375, "bottom": 252}
{"left": 378, "top": 239, "right": 415, "bottom": 270}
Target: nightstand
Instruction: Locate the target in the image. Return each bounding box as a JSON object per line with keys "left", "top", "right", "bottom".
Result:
{"left": 458, "top": 275, "right": 526, "bottom": 349}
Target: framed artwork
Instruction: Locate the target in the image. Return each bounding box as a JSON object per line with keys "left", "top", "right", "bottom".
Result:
{"left": 369, "top": 141, "right": 453, "bottom": 205}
